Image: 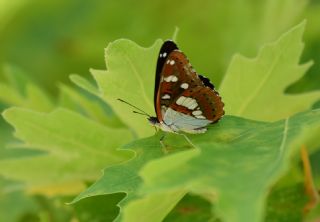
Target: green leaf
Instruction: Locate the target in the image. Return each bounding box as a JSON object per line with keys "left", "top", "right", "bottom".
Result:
{"left": 265, "top": 183, "right": 306, "bottom": 222}
{"left": 0, "top": 177, "right": 38, "bottom": 222}
{"left": 69, "top": 74, "right": 100, "bottom": 97}
{"left": 0, "top": 108, "right": 133, "bottom": 194}
{"left": 91, "top": 39, "right": 162, "bottom": 138}
{"left": 120, "top": 190, "right": 186, "bottom": 222}
{"left": 163, "top": 194, "right": 216, "bottom": 222}
{"left": 263, "top": 165, "right": 307, "bottom": 222}
{"left": 59, "top": 84, "right": 124, "bottom": 128}
{"left": 137, "top": 110, "right": 320, "bottom": 222}
{"left": 294, "top": 3, "right": 320, "bottom": 93}
{"left": 0, "top": 65, "right": 54, "bottom": 112}
{"left": 73, "top": 193, "right": 125, "bottom": 222}
{"left": 310, "top": 150, "right": 320, "bottom": 188}
{"left": 71, "top": 22, "right": 320, "bottom": 221}
{"left": 72, "top": 133, "right": 191, "bottom": 221}
{"left": 72, "top": 110, "right": 320, "bottom": 222}
{"left": 220, "top": 21, "right": 320, "bottom": 121}
{"left": 0, "top": 112, "right": 41, "bottom": 161}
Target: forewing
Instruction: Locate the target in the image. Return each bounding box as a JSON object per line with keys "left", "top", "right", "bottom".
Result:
{"left": 155, "top": 50, "right": 203, "bottom": 121}
{"left": 155, "top": 41, "right": 178, "bottom": 109}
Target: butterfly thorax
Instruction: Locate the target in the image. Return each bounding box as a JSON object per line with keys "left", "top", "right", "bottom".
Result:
{"left": 148, "top": 116, "right": 176, "bottom": 133}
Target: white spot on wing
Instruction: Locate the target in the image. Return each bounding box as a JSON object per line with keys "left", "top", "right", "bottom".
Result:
{"left": 192, "top": 110, "right": 202, "bottom": 115}
{"left": 177, "top": 97, "right": 199, "bottom": 110}
{"left": 182, "top": 97, "right": 192, "bottom": 106}
{"left": 171, "top": 76, "right": 178, "bottom": 82}
{"left": 184, "top": 98, "right": 196, "bottom": 107}
{"left": 161, "top": 94, "right": 170, "bottom": 99}
{"left": 188, "top": 101, "right": 198, "bottom": 110}
{"left": 196, "top": 115, "right": 206, "bottom": 119}
{"left": 163, "top": 52, "right": 167, "bottom": 57}
{"left": 189, "top": 103, "right": 198, "bottom": 110}
{"left": 164, "top": 75, "right": 178, "bottom": 82}
{"left": 170, "top": 60, "right": 175, "bottom": 65}
{"left": 164, "top": 75, "right": 172, "bottom": 82}
{"left": 180, "top": 83, "right": 189, "bottom": 89}
{"left": 176, "top": 96, "right": 186, "bottom": 105}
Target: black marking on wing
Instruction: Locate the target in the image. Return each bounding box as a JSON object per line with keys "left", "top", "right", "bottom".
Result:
{"left": 199, "top": 74, "right": 215, "bottom": 89}
{"left": 154, "top": 40, "right": 178, "bottom": 111}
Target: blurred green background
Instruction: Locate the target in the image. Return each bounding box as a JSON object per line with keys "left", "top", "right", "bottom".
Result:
{"left": 1, "top": 0, "right": 320, "bottom": 94}
{"left": 1, "top": 0, "right": 320, "bottom": 221}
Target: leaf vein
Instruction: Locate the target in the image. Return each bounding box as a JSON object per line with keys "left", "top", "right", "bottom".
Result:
{"left": 237, "top": 45, "right": 286, "bottom": 115}
{"left": 124, "top": 54, "right": 153, "bottom": 111}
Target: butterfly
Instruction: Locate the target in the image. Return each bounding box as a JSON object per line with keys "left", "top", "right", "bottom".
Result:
{"left": 147, "top": 40, "right": 224, "bottom": 134}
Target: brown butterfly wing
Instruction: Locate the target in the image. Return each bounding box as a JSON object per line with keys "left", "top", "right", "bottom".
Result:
{"left": 156, "top": 50, "right": 202, "bottom": 121}
{"left": 156, "top": 49, "right": 224, "bottom": 123}
{"left": 170, "top": 86, "right": 224, "bottom": 122}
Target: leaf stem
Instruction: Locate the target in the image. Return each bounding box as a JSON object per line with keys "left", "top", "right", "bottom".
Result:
{"left": 301, "top": 145, "right": 319, "bottom": 213}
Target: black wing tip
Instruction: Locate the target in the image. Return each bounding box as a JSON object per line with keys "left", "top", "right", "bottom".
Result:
{"left": 198, "top": 74, "right": 215, "bottom": 89}
{"left": 154, "top": 40, "right": 179, "bottom": 109}
{"left": 160, "top": 40, "right": 179, "bottom": 52}
{"left": 163, "top": 39, "right": 176, "bottom": 44}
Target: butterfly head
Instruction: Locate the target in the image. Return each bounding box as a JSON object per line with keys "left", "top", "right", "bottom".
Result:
{"left": 148, "top": 115, "right": 176, "bottom": 133}
{"left": 147, "top": 116, "right": 159, "bottom": 126}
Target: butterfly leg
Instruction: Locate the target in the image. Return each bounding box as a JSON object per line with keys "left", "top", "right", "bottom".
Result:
{"left": 160, "top": 134, "right": 169, "bottom": 154}
{"left": 153, "top": 125, "right": 158, "bottom": 133}
{"left": 181, "top": 134, "right": 197, "bottom": 149}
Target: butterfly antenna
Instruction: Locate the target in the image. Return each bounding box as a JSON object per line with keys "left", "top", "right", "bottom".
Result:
{"left": 117, "top": 98, "right": 151, "bottom": 117}
{"left": 133, "top": 111, "right": 150, "bottom": 117}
